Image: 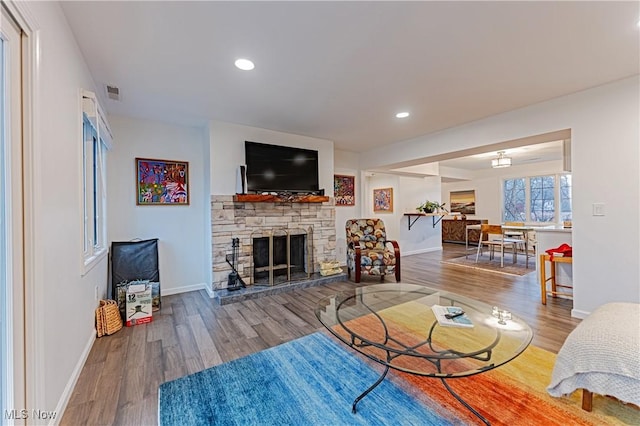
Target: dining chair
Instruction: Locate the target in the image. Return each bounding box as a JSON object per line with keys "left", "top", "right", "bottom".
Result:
{"left": 476, "top": 224, "right": 525, "bottom": 267}
{"left": 504, "top": 221, "right": 526, "bottom": 253}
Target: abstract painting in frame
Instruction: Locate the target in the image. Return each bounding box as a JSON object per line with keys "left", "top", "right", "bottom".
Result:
{"left": 334, "top": 174, "right": 355, "bottom": 206}
{"left": 373, "top": 187, "right": 393, "bottom": 213}
{"left": 450, "top": 190, "right": 475, "bottom": 214}
{"left": 136, "top": 157, "right": 189, "bottom": 205}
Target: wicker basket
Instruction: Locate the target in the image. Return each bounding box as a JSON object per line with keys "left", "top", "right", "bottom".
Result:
{"left": 96, "top": 299, "right": 123, "bottom": 337}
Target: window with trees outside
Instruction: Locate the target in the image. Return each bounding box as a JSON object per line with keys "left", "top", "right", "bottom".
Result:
{"left": 503, "top": 174, "right": 572, "bottom": 223}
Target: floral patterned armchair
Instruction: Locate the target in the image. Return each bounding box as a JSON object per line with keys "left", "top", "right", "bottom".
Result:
{"left": 345, "top": 219, "right": 401, "bottom": 283}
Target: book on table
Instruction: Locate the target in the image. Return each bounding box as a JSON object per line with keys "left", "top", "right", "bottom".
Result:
{"left": 431, "top": 305, "right": 474, "bottom": 328}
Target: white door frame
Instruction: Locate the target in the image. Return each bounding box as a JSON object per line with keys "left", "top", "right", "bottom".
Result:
{"left": 1, "top": 0, "right": 41, "bottom": 417}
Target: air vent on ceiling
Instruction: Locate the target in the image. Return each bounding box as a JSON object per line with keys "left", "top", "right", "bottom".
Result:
{"left": 105, "top": 84, "right": 121, "bottom": 101}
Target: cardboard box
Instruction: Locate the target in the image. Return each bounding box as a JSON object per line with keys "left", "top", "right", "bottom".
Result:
{"left": 125, "top": 283, "right": 152, "bottom": 326}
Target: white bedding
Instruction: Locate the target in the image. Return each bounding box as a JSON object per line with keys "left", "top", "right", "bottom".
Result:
{"left": 547, "top": 302, "right": 640, "bottom": 406}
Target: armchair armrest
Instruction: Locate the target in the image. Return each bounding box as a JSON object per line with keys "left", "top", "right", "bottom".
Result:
{"left": 384, "top": 240, "right": 401, "bottom": 282}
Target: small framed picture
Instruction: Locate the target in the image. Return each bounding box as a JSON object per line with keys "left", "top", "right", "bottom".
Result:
{"left": 373, "top": 187, "right": 393, "bottom": 212}
{"left": 450, "top": 190, "right": 475, "bottom": 215}
{"left": 334, "top": 175, "right": 355, "bottom": 206}
{"left": 136, "top": 158, "right": 189, "bottom": 205}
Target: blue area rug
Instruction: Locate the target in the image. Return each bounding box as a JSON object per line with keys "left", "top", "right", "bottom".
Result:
{"left": 159, "top": 331, "right": 638, "bottom": 425}
{"left": 158, "top": 332, "right": 451, "bottom": 425}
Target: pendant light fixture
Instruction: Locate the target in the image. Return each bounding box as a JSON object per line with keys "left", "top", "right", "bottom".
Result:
{"left": 491, "top": 151, "right": 512, "bottom": 168}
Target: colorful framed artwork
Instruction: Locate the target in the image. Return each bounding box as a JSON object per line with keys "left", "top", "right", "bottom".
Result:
{"left": 373, "top": 187, "right": 393, "bottom": 213}
{"left": 334, "top": 174, "right": 355, "bottom": 206}
{"left": 136, "top": 158, "right": 189, "bottom": 205}
{"left": 450, "top": 190, "right": 475, "bottom": 214}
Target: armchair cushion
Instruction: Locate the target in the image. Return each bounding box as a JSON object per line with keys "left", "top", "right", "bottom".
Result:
{"left": 346, "top": 219, "right": 400, "bottom": 282}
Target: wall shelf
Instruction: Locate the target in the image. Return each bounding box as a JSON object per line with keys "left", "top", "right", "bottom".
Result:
{"left": 233, "top": 194, "right": 329, "bottom": 203}
{"left": 403, "top": 213, "right": 446, "bottom": 230}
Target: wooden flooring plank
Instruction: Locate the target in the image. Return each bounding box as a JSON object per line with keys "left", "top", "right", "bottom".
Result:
{"left": 188, "top": 315, "right": 223, "bottom": 368}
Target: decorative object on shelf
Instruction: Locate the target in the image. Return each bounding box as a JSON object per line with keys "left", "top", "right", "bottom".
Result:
{"left": 416, "top": 200, "right": 447, "bottom": 214}
{"left": 136, "top": 157, "right": 189, "bottom": 205}
{"left": 491, "top": 151, "right": 512, "bottom": 168}
{"left": 334, "top": 175, "right": 355, "bottom": 206}
{"left": 373, "top": 188, "right": 393, "bottom": 212}
{"left": 450, "top": 190, "right": 476, "bottom": 215}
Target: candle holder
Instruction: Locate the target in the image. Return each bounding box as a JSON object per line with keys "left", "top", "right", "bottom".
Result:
{"left": 492, "top": 306, "right": 512, "bottom": 324}
{"left": 498, "top": 310, "right": 512, "bottom": 325}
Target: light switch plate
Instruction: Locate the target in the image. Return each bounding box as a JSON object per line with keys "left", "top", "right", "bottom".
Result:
{"left": 592, "top": 203, "right": 605, "bottom": 216}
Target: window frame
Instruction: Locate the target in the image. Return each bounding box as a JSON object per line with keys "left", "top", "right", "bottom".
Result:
{"left": 502, "top": 172, "right": 572, "bottom": 224}
{"left": 81, "top": 90, "right": 111, "bottom": 274}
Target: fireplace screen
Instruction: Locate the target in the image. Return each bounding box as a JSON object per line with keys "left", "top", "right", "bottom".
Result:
{"left": 251, "top": 228, "right": 312, "bottom": 286}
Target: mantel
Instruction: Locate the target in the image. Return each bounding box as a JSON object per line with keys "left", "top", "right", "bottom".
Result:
{"left": 403, "top": 212, "right": 446, "bottom": 230}
{"left": 233, "top": 194, "right": 330, "bottom": 203}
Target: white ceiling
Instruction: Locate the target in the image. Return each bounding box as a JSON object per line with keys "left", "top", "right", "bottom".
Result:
{"left": 61, "top": 1, "right": 639, "bottom": 167}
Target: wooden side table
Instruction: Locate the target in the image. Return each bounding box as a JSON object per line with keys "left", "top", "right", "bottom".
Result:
{"left": 539, "top": 254, "right": 573, "bottom": 305}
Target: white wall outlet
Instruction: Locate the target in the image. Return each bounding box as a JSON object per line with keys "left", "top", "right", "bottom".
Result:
{"left": 592, "top": 203, "right": 605, "bottom": 216}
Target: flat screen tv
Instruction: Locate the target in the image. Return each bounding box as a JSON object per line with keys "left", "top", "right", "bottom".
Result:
{"left": 244, "top": 141, "right": 319, "bottom": 193}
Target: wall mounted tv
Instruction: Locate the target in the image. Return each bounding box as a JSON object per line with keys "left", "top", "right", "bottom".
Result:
{"left": 244, "top": 141, "right": 319, "bottom": 193}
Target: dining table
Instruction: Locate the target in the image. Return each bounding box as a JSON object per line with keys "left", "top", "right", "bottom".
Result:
{"left": 465, "top": 224, "right": 537, "bottom": 268}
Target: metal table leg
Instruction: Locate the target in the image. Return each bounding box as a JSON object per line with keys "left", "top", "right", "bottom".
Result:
{"left": 441, "top": 378, "right": 490, "bottom": 425}
{"left": 352, "top": 365, "right": 390, "bottom": 413}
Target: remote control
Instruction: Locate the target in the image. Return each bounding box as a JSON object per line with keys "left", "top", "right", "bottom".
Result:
{"left": 445, "top": 310, "right": 465, "bottom": 319}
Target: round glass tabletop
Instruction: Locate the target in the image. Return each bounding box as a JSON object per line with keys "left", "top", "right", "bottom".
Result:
{"left": 315, "top": 283, "right": 533, "bottom": 378}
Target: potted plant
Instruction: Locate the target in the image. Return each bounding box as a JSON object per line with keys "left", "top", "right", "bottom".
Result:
{"left": 417, "top": 201, "right": 448, "bottom": 214}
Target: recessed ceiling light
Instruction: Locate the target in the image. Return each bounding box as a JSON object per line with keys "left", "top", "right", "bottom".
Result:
{"left": 234, "top": 58, "right": 255, "bottom": 71}
{"left": 395, "top": 112, "right": 410, "bottom": 118}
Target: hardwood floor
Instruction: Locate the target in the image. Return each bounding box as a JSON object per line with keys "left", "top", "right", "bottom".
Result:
{"left": 61, "top": 244, "right": 581, "bottom": 425}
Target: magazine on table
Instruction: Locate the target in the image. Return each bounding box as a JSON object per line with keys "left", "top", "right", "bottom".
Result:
{"left": 431, "top": 305, "right": 474, "bottom": 328}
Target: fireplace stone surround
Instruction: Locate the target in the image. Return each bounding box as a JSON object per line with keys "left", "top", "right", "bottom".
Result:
{"left": 211, "top": 195, "right": 337, "bottom": 293}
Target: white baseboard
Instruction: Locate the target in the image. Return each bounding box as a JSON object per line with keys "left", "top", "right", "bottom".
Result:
{"left": 571, "top": 308, "right": 590, "bottom": 319}
{"left": 204, "top": 284, "right": 215, "bottom": 298}
{"left": 162, "top": 282, "right": 207, "bottom": 296}
{"left": 404, "top": 246, "right": 443, "bottom": 256}
{"left": 51, "top": 331, "right": 95, "bottom": 425}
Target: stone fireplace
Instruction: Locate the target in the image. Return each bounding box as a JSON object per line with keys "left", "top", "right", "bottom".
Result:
{"left": 211, "top": 195, "right": 336, "bottom": 292}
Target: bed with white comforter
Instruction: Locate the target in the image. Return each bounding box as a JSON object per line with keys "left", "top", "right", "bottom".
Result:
{"left": 547, "top": 302, "right": 640, "bottom": 408}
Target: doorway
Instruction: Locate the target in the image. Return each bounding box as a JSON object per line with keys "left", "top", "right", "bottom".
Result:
{"left": 1, "top": 2, "right": 25, "bottom": 416}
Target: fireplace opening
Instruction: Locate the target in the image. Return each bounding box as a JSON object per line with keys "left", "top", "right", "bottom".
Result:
{"left": 251, "top": 229, "right": 310, "bottom": 286}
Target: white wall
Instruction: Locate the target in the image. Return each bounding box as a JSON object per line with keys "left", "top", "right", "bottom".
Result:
{"left": 107, "top": 116, "right": 210, "bottom": 295}
{"left": 334, "top": 149, "right": 360, "bottom": 264}
{"left": 442, "top": 160, "right": 565, "bottom": 224}
{"left": 13, "top": 0, "right": 107, "bottom": 416}
{"left": 361, "top": 77, "right": 640, "bottom": 317}
{"left": 398, "top": 176, "right": 443, "bottom": 255}
{"left": 209, "top": 120, "right": 334, "bottom": 195}
{"left": 362, "top": 173, "right": 443, "bottom": 256}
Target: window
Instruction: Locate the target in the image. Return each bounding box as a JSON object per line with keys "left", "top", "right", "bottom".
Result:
{"left": 503, "top": 174, "right": 572, "bottom": 223}
{"left": 530, "top": 176, "right": 555, "bottom": 222}
{"left": 503, "top": 178, "right": 526, "bottom": 221}
{"left": 82, "top": 91, "right": 112, "bottom": 271}
{"left": 559, "top": 174, "right": 572, "bottom": 221}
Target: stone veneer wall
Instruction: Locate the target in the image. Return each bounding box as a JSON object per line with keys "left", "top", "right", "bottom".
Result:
{"left": 211, "top": 195, "right": 336, "bottom": 291}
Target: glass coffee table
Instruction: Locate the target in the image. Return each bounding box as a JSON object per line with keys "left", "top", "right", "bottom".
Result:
{"left": 315, "top": 283, "right": 533, "bottom": 425}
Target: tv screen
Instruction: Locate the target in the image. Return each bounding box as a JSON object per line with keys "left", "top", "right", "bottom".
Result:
{"left": 245, "top": 141, "right": 319, "bottom": 193}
